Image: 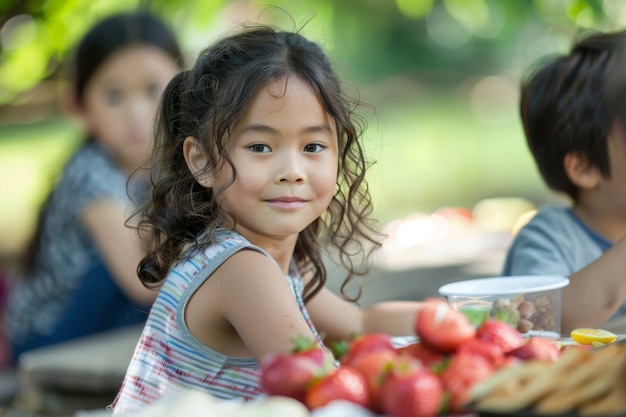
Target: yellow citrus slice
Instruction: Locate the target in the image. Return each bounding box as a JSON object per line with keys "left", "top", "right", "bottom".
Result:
{"left": 571, "top": 328, "right": 617, "bottom": 345}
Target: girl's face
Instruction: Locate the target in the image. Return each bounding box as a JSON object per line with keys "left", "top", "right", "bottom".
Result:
{"left": 214, "top": 76, "right": 339, "bottom": 245}
{"left": 80, "top": 45, "right": 180, "bottom": 173}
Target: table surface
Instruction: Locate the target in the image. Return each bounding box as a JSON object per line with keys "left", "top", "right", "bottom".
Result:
{"left": 18, "top": 327, "right": 626, "bottom": 395}
{"left": 18, "top": 324, "right": 143, "bottom": 392}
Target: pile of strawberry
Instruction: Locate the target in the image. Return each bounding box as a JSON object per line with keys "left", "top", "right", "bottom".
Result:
{"left": 259, "top": 298, "right": 561, "bottom": 417}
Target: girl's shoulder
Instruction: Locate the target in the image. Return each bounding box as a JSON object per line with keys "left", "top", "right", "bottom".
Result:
{"left": 59, "top": 142, "right": 125, "bottom": 192}
{"left": 192, "top": 229, "right": 286, "bottom": 275}
{"left": 209, "top": 228, "right": 255, "bottom": 252}
{"left": 171, "top": 229, "right": 276, "bottom": 289}
{"left": 213, "top": 228, "right": 249, "bottom": 244}
{"left": 189, "top": 228, "right": 264, "bottom": 264}
{"left": 47, "top": 142, "right": 127, "bottom": 216}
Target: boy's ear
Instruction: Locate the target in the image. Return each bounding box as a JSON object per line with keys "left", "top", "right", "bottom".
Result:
{"left": 183, "top": 136, "right": 212, "bottom": 188}
{"left": 563, "top": 151, "right": 601, "bottom": 190}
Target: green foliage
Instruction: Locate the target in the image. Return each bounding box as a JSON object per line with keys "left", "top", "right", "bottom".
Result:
{"left": 0, "top": 0, "right": 620, "bottom": 103}
{"left": 0, "top": 0, "right": 622, "bottom": 251}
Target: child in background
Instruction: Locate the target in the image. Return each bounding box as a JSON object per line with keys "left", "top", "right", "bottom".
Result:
{"left": 502, "top": 29, "right": 626, "bottom": 332}
{"left": 111, "top": 24, "right": 424, "bottom": 412}
{"left": 3, "top": 12, "right": 183, "bottom": 362}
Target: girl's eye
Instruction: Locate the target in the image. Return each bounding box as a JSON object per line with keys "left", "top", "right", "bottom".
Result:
{"left": 249, "top": 144, "right": 271, "bottom": 153}
{"left": 304, "top": 143, "right": 324, "bottom": 153}
{"left": 105, "top": 89, "right": 123, "bottom": 105}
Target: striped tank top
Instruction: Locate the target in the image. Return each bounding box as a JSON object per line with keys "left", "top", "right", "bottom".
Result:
{"left": 110, "top": 229, "right": 321, "bottom": 413}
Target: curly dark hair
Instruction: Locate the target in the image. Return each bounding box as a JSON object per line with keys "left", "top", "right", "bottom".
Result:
{"left": 520, "top": 29, "right": 626, "bottom": 202}
{"left": 133, "top": 24, "right": 381, "bottom": 303}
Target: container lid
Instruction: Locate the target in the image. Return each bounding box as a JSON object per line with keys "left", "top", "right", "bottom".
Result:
{"left": 438, "top": 275, "right": 570, "bottom": 297}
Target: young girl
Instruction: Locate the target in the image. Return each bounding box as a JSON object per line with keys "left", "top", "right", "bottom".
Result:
{"left": 3, "top": 12, "right": 183, "bottom": 362}
{"left": 112, "top": 24, "right": 423, "bottom": 413}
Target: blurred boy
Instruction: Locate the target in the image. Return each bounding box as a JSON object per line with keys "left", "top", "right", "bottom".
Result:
{"left": 502, "top": 29, "right": 626, "bottom": 333}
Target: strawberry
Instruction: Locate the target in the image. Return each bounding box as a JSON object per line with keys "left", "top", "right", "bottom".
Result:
{"left": 305, "top": 366, "right": 369, "bottom": 410}
{"left": 381, "top": 355, "right": 444, "bottom": 417}
{"left": 259, "top": 337, "right": 330, "bottom": 403}
{"left": 476, "top": 319, "right": 525, "bottom": 353}
{"left": 440, "top": 351, "right": 494, "bottom": 413}
{"left": 338, "top": 332, "right": 395, "bottom": 367}
{"left": 291, "top": 337, "right": 328, "bottom": 365}
{"left": 351, "top": 349, "right": 398, "bottom": 412}
{"left": 455, "top": 338, "right": 505, "bottom": 368}
{"left": 414, "top": 299, "right": 475, "bottom": 353}
{"left": 507, "top": 337, "right": 560, "bottom": 361}
{"left": 396, "top": 341, "right": 446, "bottom": 369}
{"left": 259, "top": 352, "right": 324, "bottom": 403}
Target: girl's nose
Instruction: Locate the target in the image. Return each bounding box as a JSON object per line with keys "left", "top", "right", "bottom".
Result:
{"left": 128, "top": 96, "right": 152, "bottom": 119}
{"left": 277, "top": 150, "right": 305, "bottom": 183}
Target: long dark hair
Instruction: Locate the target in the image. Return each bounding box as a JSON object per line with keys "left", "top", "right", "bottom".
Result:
{"left": 21, "top": 12, "right": 183, "bottom": 274}
{"left": 134, "top": 25, "right": 381, "bottom": 303}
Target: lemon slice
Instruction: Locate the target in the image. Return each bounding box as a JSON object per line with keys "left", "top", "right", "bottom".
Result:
{"left": 571, "top": 328, "right": 617, "bottom": 345}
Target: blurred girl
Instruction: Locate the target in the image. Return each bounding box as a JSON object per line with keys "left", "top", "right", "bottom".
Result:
{"left": 3, "top": 12, "right": 183, "bottom": 362}
{"left": 112, "top": 24, "right": 423, "bottom": 412}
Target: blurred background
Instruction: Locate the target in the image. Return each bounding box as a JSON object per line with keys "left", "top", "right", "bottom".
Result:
{"left": 1, "top": 0, "right": 625, "bottom": 279}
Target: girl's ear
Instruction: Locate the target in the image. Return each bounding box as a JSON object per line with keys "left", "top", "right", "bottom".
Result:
{"left": 183, "top": 136, "right": 212, "bottom": 188}
{"left": 563, "top": 151, "right": 601, "bottom": 190}
{"left": 61, "top": 89, "right": 86, "bottom": 125}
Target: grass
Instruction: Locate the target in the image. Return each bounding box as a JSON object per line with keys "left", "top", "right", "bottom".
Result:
{"left": 0, "top": 118, "right": 82, "bottom": 256}
{"left": 0, "top": 95, "right": 550, "bottom": 259}
{"left": 363, "top": 93, "right": 548, "bottom": 224}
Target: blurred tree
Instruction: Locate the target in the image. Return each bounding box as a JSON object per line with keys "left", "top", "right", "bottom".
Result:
{"left": 0, "top": 0, "right": 623, "bottom": 104}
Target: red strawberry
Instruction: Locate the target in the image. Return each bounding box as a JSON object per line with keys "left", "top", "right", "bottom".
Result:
{"left": 259, "top": 338, "right": 330, "bottom": 403}
{"left": 396, "top": 341, "right": 446, "bottom": 368}
{"left": 507, "top": 337, "right": 560, "bottom": 361}
{"left": 305, "top": 366, "right": 369, "bottom": 410}
{"left": 476, "top": 319, "right": 525, "bottom": 353}
{"left": 339, "top": 332, "right": 395, "bottom": 367}
{"left": 291, "top": 337, "right": 328, "bottom": 365}
{"left": 456, "top": 338, "right": 505, "bottom": 368}
{"left": 414, "top": 299, "right": 476, "bottom": 353}
{"left": 351, "top": 349, "right": 398, "bottom": 412}
{"left": 381, "top": 356, "right": 444, "bottom": 417}
{"left": 259, "top": 352, "right": 324, "bottom": 403}
{"left": 440, "top": 352, "right": 494, "bottom": 413}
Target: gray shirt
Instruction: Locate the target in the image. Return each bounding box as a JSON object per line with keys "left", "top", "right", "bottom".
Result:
{"left": 502, "top": 205, "right": 626, "bottom": 320}
{"left": 5, "top": 142, "right": 132, "bottom": 343}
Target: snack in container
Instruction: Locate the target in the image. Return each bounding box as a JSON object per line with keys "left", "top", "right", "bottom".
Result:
{"left": 439, "top": 275, "right": 570, "bottom": 340}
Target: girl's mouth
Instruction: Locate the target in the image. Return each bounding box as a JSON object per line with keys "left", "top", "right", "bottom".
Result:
{"left": 264, "top": 198, "right": 307, "bottom": 210}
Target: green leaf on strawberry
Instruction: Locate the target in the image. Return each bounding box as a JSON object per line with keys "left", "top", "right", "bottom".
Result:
{"left": 491, "top": 309, "right": 520, "bottom": 326}
{"left": 459, "top": 308, "right": 489, "bottom": 327}
{"left": 329, "top": 339, "right": 350, "bottom": 361}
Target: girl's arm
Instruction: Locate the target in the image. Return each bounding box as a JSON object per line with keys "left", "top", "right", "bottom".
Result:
{"left": 306, "top": 286, "right": 423, "bottom": 345}
{"left": 81, "top": 198, "right": 157, "bottom": 306}
{"left": 187, "top": 249, "right": 335, "bottom": 364}
{"left": 561, "top": 236, "right": 626, "bottom": 332}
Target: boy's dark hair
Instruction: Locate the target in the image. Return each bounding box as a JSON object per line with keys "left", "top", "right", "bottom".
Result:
{"left": 134, "top": 25, "right": 380, "bottom": 303}
{"left": 520, "top": 29, "right": 626, "bottom": 202}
